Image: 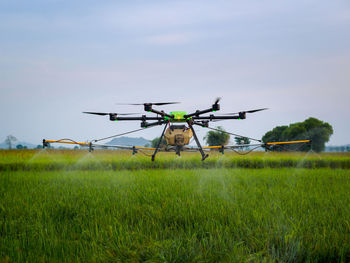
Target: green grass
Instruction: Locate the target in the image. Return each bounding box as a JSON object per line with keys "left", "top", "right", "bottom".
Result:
{"left": 1, "top": 166, "right": 350, "bottom": 262}
{"left": 1, "top": 149, "right": 350, "bottom": 170}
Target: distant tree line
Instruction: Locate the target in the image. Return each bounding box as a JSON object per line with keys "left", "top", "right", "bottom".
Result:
{"left": 16, "top": 144, "right": 28, "bottom": 149}
{"left": 326, "top": 146, "right": 350, "bottom": 152}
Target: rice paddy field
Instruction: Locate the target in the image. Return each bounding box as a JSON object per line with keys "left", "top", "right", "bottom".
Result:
{"left": 1, "top": 150, "right": 350, "bottom": 262}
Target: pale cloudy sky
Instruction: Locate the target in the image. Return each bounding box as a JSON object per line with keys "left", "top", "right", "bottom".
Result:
{"left": 1, "top": 0, "right": 349, "bottom": 145}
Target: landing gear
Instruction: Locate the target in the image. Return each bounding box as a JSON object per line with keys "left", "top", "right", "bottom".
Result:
{"left": 187, "top": 120, "right": 208, "bottom": 161}
{"left": 175, "top": 145, "right": 182, "bottom": 156}
{"left": 88, "top": 142, "right": 94, "bottom": 152}
{"left": 151, "top": 123, "right": 168, "bottom": 161}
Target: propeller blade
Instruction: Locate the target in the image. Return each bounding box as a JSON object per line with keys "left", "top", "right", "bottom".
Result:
{"left": 153, "top": 102, "right": 180, "bottom": 106}
{"left": 222, "top": 108, "right": 268, "bottom": 115}
{"left": 116, "top": 102, "right": 180, "bottom": 106}
{"left": 245, "top": 108, "right": 269, "bottom": 113}
{"left": 83, "top": 112, "right": 109, "bottom": 116}
{"left": 117, "top": 103, "right": 144, "bottom": 105}
{"left": 83, "top": 112, "right": 140, "bottom": 116}
{"left": 214, "top": 97, "right": 221, "bottom": 105}
{"left": 116, "top": 113, "right": 141, "bottom": 115}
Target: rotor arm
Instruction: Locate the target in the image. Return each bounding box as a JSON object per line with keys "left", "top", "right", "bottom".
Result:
{"left": 113, "top": 115, "right": 166, "bottom": 128}
{"left": 141, "top": 120, "right": 167, "bottom": 128}
{"left": 192, "top": 115, "right": 240, "bottom": 121}
{"left": 184, "top": 108, "right": 215, "bottom": 118}
{"left": 149, "top": 108, "right": 173, "bottom": 118}
{"left": 184, "top": 98, "right": 221, "bottom": 118}
{"left": 111, "top": 116, "right": 163, "bottom": 121}
{"left": 139, "top": 103, "right": 173, "bottom": 118}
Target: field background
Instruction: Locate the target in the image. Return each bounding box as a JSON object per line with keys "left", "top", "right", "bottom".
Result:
{"left": 1, "top": 150, "right": 350, "bottom": 262}
{"left": 1, "top": 149, "right": 350, "bottom": 170}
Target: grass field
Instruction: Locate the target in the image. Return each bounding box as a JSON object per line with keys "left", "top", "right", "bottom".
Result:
{"left": 1, "top": 149, "right": 350, "bottom": 170}
{"left": 1, "top": 150, "right": 350, "bottom": 262}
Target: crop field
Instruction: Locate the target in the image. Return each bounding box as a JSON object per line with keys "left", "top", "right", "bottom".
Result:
{"left": 1, "top": 149, "right": 350, "bottom": 171}
{"left": 1, "top": 150, "right": 350, "bottom": 262}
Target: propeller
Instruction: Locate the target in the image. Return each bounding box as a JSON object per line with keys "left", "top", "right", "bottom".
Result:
{"left": 222, "top": 108, "right": 268, "bottom": 115}
{"left": 214, "top": 97, "right": 221, "bottom": 105}
{"left": 211, "top": 97, "right": 221, "bottom": 111}
{"left": 83, "top": 112, "right": 139, "bottom": 116}
{"left": 116, "top": 102, "right": 180, "bottom": 106}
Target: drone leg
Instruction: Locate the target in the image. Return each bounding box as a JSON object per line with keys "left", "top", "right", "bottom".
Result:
{"left": 187, "top": 121, "right": 208, "bottom": 161}
{"left": 219, "top": 145, "right": 224, "bottom": 155}
{"left": 175, "top": 145, "right": 182, "bottom": 156}
{"left": 88, "top": 142, "right": 94, "bottom": 152}
{"left": 151, "top": 123, "right": 168, "bottom": 161}
{"left": 42, "top": 139, "right": 49, "bottom": 149}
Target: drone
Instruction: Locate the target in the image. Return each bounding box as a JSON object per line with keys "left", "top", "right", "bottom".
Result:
{"left": 43, "top": 98, "right": 310, "bottom": 161}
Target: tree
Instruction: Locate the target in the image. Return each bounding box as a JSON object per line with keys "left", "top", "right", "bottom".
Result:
{"left": 262, "top": 117, "right": 333, "bottom": 152}
{"left": 16, "top": 144, "right": 23, "bottom": 149}
{"left": 151, "top": 137, "right": 167, "bottom": 148}
{"left": 204, "top": 126, "right": 230, "bottom": 146}
{"left": 234, "top": 136, "right": 250, "bottom": 150}
{"left": 5, "top": 135, "right": 17, "bottom": 149}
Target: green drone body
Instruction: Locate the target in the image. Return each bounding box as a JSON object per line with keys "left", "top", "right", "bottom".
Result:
{"left": 165, "top": 111, "right": 189, "bottom": 122}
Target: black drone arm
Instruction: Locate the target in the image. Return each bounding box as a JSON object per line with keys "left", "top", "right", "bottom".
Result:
{"left": 83, "top": 112, "right": 164, "bottom": 122}
{"left": 113, "top": 115, "right": 166, "bottom": 128}
{"left": 111, "top": 115, "right": 162, "bottom": 121}
{"left": 141, "top": 120, "right": 167, "bottom": 128}
{"left": 149, "top": 108, "right": 173, "bottom": 118}
{"left": 139, "top": 103, "right": 173, "bottom": 118}
{"left": 192, "top": 115, "right": 240, "bottom": 121}
{"left": 184, "top": 98, "right": 221, "bottom": 118}
{"left": 184, "top": 108, "right": 214, "bottom": 118}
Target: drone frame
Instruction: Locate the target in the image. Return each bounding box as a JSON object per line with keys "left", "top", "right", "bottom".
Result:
{"left": 43, "top": 100, "right": 311, "bottom": 161}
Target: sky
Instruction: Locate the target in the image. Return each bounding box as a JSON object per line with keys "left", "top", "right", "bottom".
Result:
{"left": 1, "top": 0, "right": 349, "bottom": 146}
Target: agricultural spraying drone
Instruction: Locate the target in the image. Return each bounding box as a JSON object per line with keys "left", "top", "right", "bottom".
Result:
{"left": 43, "top": 98, "right": 310, "bottom": 161}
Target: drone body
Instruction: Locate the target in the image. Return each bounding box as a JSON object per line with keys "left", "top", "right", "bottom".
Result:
{"left": 164, "top": 124, "right": 193, "bottom": 146}
{"left": 43, "top": 99, "right": 310, "bottom": 161}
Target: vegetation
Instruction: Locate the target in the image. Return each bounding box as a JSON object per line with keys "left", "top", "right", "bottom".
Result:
{"left": 327, "top": 145, "right": 350, "bottom": 152}
{"left": 234, "top": 136, "right": 250, "bottom": 150}
{"left": 15, "top": 144, "right": 27, "bottom": 149}
{"left": 1, "top": 166, "right": 350, "bottom": 262}
{"left": 151, "top": 137, "right": 167, "bottom": 148}
{"left": 204, "top": 126, "right": 230, "bottom": 146}
{"left": 1, "top": 150, "right": 350, "bottom": 262}
{"left": 262, "top": 117, "right": 333, "bottom": 152}
{"left": 4, "top": 135, "right": 17, "bottom": 149}
{"left": 1, "top": 149, "right": 350, "bottom": 170}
